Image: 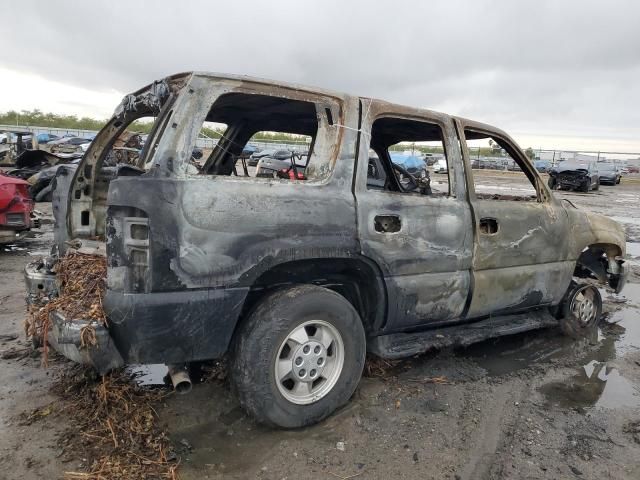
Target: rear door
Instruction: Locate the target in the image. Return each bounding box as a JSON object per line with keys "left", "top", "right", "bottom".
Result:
{"left": 354, "top": 103, "right": 473, "bottom": 332}
{"left": 456, "top": 119, "right": 574, "bottom": 318}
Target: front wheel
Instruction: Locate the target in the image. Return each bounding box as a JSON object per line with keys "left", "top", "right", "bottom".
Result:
{"left": 231, "top": 285, "right": 366, "bottom": 428}
{"left": 559, "top": 282, "right": 602, "bottom": 338}
{"left": 580, "top": 180, "right": 590, "bottom": 192}
{"left": 593, "top": 178, "right": 600, "bottom": 191}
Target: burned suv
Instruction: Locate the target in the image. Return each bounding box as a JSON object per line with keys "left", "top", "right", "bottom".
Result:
{"left": 25, "top": 73, "right": 628, "bottom": 428}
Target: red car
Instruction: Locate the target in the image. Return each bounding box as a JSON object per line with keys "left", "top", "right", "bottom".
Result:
{"left": 0, "top": 173, "right": 37, "bottom": 244}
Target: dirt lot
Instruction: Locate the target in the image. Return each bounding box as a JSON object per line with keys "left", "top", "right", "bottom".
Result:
{"left": 1, "top": 172, "right": 639, "bottom": 480}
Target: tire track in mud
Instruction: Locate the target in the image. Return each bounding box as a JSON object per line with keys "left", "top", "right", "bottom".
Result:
{"left": 457, "top": 382, "right": 526, "bottom": 480}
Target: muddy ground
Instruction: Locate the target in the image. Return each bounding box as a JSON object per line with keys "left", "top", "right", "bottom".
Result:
{"left": 1, "top": 172, "right": 639, "bottom": 480}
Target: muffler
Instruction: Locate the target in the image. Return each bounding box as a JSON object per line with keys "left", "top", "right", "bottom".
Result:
{"left": 167, "top": 364, "right": 192, "bottom": 394}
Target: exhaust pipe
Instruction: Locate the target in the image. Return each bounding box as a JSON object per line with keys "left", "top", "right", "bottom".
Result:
{"left": 167, "top": 364, "right": 192, "bottom": 394}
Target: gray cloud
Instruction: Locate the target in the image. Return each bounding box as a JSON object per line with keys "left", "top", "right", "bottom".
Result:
{"left": 1, "top": 0, "right": 640, "bottom": 148}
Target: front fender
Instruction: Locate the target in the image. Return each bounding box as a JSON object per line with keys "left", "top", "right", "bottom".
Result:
{"left": 565, "top": 205, "right": 626, "bottom": 258}
{"left": 564, "top": 205, "right": 627, "bottom": 293}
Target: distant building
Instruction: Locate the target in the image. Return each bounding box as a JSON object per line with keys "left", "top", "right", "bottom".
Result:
{"left": 537, "top": 151, "right": 604, "bottom": 162}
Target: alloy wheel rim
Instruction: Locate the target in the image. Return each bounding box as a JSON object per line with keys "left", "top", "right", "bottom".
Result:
{"left": 274, "top": 320, "right": 345, "bottom": 405}
{"left": 570, "top": 287, "right": 598, "bottom": 327}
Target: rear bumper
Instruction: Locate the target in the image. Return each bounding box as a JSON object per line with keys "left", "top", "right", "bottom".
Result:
{"left": 48, "top": 311, "right": 124, "bottom": 375}
{"left": 26, "top": 258, "right": 248, "bottom": 370}
{"left": 0, "top": 229, "right": 27, "bottom": 244}
{"left": 104, "top": 286, "right": 249, "bottom": 365}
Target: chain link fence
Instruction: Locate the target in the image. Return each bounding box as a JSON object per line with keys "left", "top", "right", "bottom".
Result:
{"left": 3, "top": 124, "right": 639, "bottom": 169}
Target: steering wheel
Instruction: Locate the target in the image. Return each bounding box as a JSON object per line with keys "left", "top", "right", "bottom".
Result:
{"left": 392, "top": 163, "right": 419, "bottom": 192}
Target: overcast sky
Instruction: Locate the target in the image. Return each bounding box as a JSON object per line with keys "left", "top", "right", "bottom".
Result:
{"left": 1, "top": 0, "right": 639, "bottom": 152}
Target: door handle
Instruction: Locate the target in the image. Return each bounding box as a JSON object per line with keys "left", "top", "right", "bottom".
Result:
{"left": 479, "top": 217, "right": 498, "bottom": 234}
{"left": 374, "top": 215, "right": 401, "bottom": 233}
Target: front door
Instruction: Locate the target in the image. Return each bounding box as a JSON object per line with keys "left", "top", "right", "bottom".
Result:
{"left": 457, "top": 119, "right": 574, "bottom": 318}
{"left": 355, "top": 105, "right": 473, "bottom": 332}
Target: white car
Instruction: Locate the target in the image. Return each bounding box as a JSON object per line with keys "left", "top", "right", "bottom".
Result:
{"left": 433, "top": 158, "right": 447, "bottom": 173}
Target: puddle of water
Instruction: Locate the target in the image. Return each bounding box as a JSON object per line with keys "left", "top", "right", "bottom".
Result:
{"left": 127, "top": 363, "right": 169, "bottom": 386}
{"left": 627, "top": 242, "right": 640, "bottom": 258}
{"left": 465, "top": 282, "right": 640, "bottom": 414}
{"left": 167, "top": 384, "right": 342, "bottom": 475}
{"left": 28, "top": 250, "right": 50, "bottom": 257}
{"left": 461, "top": 331, "right": 574, "bottom": 377}
{"left": 609, "top": 216, "right": 640, "bottom": 227}
{"left": 604, "top": 285, "right": 640, "bottom": 355}
{"left": 1, "top": 244, "right": 27, "bottom": 252}
{"left": 539, "top": 360, "right": 640, "bottom": 412}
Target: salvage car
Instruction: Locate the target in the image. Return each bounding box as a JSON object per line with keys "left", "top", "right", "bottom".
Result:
{"left": 36, "top": 133, "right": 60, "bottom": 144}
{"left": 548, "top": 161, "right": 600, "bottom": 192}
{"left": 0, "top": 129, "right": 33, "bottom": 166}
{"left": 0, "top": 173, "right": 38, "bottom": 243}
{"left": 433, "top": 157, "right": 448, "bottom": 173}
{"left": 47, "top": 136, "right": 91, "bottom": 154}
{"left": 25, "top": 73, "right": 628, "bottom": 429}
{"left": 533, "top": 159, "right": 551, "bottom": 173}
{"left": 597, "top": 163, "right": 621, "bottom": 185}
{"left": 390, "top": 153, "right": 427, "bottom": 177}
{"left": 256, "top": 152, "right": 308, "bottom": 177}
{"left": 248, "top": 148, "right": 291, "bottom": 166}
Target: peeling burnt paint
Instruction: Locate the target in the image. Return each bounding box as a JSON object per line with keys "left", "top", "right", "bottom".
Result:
{"left": 38, "top": 72, "right": 628, "bottom": 366}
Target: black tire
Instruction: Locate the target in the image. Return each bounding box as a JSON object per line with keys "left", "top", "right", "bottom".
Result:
{"left": 231, "top": 285, "right": 366, "bottom": 428}
{"left": 548, "top": 177, "right": 557, "bottom": 189}
{"left": 580, "top": 180, "right": 589, "bottom": 193}
{"left": 559, "top": 282, "right": 602, "bottom": 338}
{"left": 593, "top": 178, "right": 600, "bottom": 191}
{"left": 616, "top": 177, "right": 621, "bottom": 184}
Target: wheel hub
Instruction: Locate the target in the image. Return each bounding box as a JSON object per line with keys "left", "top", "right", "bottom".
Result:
{"left": 570, "top": 286, "right": 598, "bottom": 326}
{"left": 274, "top": 320, "right": 345, "bottom": 405}
{"left": 291, "top": 341, "right": 326, "bottom": 382}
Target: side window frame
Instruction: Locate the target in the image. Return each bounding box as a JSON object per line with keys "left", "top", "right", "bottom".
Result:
{"left": 359, "top": 111, "right": 456, "bottom": 198}
{"left": 456, "top": 121, "right": 550, "bottom": 204}
{"left": 162, "top": 76, "right": 344, "bottom": 184}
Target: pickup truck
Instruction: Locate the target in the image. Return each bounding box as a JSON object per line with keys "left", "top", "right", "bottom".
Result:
{"left": 25, "top": 72, "right": 628, "bottom": 428}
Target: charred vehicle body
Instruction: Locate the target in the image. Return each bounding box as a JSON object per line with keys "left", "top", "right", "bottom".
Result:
{"left": 548, "top": 161, "right": 600, "bottom": 192}
{"left": 25, "top": 73, "right": 628, "bottom": 428}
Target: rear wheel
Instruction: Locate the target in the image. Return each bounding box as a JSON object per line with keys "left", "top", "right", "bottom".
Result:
{"left": 231, "top": 285, "right": 366, "bottom": 428}
{"left": 559, "top": 282, "right": 602, "bottom": 338}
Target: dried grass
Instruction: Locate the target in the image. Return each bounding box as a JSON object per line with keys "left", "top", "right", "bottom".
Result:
{"left": 54, "top": 366, "right": 179, "bottom": 479}
{"left": 25, "top": 252, "right": 107, "bottom": 363}
{"left": 363, "top": 355, "right": 400, "bottom": 378}
{"left": 24, "top": 252, "right": 179, "bottom": 478}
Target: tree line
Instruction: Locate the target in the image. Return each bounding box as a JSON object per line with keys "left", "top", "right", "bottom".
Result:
{"left": 1, "top": 109, "right": 535, "bottom": 157}
{"left": 0, "top": 110, "right": 309, "bottom": 143}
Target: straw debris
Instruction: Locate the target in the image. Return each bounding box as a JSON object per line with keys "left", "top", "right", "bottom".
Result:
{"left": 54, "top": 366, "right": 179, "bottom": 480}
{"left": 25, "top": 252, "right": 107, "bottom": 362}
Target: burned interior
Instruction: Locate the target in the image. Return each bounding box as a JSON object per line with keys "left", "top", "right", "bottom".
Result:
{"left": 368, "top": 116, "right": 449, "bottom": 196}
{"left": 200, "top": 93, "right": 318, "bottom": 178}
